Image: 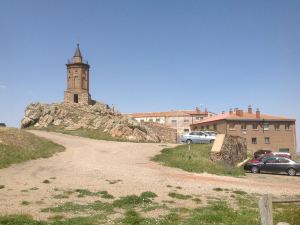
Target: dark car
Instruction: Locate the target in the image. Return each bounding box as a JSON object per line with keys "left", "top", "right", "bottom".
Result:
{"left": 253, "top": 149, "right": 273, "bottom": 159}
{"left": 244, "top": 156, "right": 300, "bottom": 176}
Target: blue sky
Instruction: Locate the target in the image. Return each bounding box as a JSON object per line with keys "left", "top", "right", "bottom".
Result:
{"left": 0, "top": 0, "right": 299, "bottom": 150}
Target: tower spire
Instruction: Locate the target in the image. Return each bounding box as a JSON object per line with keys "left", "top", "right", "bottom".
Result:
{"left": 72, "top": 44, "right": 82, "bottom": 63}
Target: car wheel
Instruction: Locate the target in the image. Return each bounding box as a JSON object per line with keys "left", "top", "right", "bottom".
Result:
{"left": 186, "top": 139, "right": 192, "bottom": 144}
{"left": 287, "top": 168, "right": 296, "bottom": 176}
{"left": 251, "top": 166, "right": 259, "bottom": 174}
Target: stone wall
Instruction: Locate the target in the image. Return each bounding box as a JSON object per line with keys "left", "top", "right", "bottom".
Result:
{"left": 210, "top": 134, "right": 247, "bottom": 167}
{"left": 64, "top": 91, "right": 91, "bottom": 105}
{"left": 142, "top": 122, "right": 177, "bottom": 143}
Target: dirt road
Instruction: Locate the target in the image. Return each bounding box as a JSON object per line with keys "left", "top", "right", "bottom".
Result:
{"left": 0, "top": 131, "right": 299, "bottom": 218}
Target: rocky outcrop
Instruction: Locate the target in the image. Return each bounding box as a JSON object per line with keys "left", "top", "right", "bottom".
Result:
{"left": 210, "top": 134, "right": 247, "bottom": 167}
{"left": 142, "top": 122, "right": 177, "bottom": 143}
{"left": 20, "top": 102, "right": 173, "bottom": 143}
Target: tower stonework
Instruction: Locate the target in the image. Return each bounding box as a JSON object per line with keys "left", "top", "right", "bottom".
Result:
{"left": 64, "top": 44, "right": 92, "bottom": 105}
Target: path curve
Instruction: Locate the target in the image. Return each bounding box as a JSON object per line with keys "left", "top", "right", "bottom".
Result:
{"left": 0, "top": 131, "right": 299, "bottom": 218}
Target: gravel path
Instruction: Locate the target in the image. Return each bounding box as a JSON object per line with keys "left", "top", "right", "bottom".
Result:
{"left": 0, "top": 130, "right": 299, "bottom": 218}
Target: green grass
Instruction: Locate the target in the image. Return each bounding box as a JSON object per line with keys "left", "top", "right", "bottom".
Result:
{"left": 41, "top": 201, "right": 114, "bottom": 213}
{"left": 213, "top": 187, "right": 223, "bottom": 191}
{"left": 53, "top": 194, "right": 69, "bottom": 199}
{"left": 112, "top": 192, "right": 157, "bottom": 210}
{"left": 21, "top": 201, "right": 30, "bottom": 206}
{"left": 140, "top": 191, "right": 157, "bottom": 199}
{"left": 168, "top": 192, "right": 192, "bottom": 200}
{"left": 2, "top": 194, "right": 300, "bottom": 225}
{"left": 152, "top": 144, "right": 245, "bottom": 177}
{"left": 0, "top": 128, "right": 64, "bottom": 169}
{"left": 99, "top": 191, "right": 114, "bottom": 199}
{"left": 232, "top": 190, "right": 248, "bottom": 195}
{"left": 121, "top": 210, "right": 145, "bottom": 225}
{"left": 74, "top": 189, "right": 114, "bottom": 199}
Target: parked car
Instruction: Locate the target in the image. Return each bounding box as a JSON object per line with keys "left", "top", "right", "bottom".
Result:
{"left": 273, "top": 152, "right": 291, "bottom": 159}
{"left": 202, "top": 131, "right": 217, "bottom": 136}
{"left": 244, "top": 156, "right": 300, "bottom": 176}
{"left": 254, "top": 149, "right": 273, "bottom": 159}
{"left": 180, "top": 131, "right": 215, "bottom": 144}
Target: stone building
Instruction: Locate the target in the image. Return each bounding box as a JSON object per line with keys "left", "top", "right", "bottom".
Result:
{"left": 190, "top": 106, "right": 297, "bottom": 154}
{"left": 64, "top": 44, "right": 92, "bottom": 105}
{"left": 128, "top": 107, "right": 215, "bottom": 134}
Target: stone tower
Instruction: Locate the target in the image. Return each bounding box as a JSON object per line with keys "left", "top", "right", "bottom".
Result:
{"left": 64, "top": 44, "right": 92, "bottom": 105}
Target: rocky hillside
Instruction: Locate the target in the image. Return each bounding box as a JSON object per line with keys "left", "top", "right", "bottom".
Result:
{"left": 21, "top": 102, "right": 174, "bottom": 143}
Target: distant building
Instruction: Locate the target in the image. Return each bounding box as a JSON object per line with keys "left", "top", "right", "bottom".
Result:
{"left": 129, "top": 107, "right": 215, "bottom": 134}
{"left": 64, "top": 44, "right": 92, "bottom": 105}
{"left": 190, "top": 106, "right": 297, "bottom": 154}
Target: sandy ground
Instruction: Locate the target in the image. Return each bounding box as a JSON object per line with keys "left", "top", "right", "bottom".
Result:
{"left": 0, "top": 131, "right": 299, "bottom": 219}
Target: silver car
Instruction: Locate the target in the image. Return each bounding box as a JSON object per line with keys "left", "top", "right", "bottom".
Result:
{"left": 180, "top": 131, "right": 215, "bottom": 144}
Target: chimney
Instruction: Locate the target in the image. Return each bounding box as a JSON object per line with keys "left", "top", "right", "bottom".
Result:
{"left": 222, "top": 111, "right": 225, "bottom": 114}
{"left": 248, "top": 105, "right": 253, "bottom": 114}
{"left": 229, "top": 108, "right": 233, "bottom": 115}
{"left": 236, "top": 109, "right": 244, "bottom": 117}
{"left": 234, "top": 108, "right": 238, "bottom": 112}
{"left": 256, "top": 108, "right": 260, "bottom": 118}
{"left": 205, "top": 108, "right": 208, "bottom": 114}
{"left": 195, "top": 107, "right": 200, "bottom": 113}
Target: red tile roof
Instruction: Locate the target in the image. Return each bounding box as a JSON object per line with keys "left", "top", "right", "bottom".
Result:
{"left": 191, "top": 112, "right": 295, "bottom": 125}
{"left": 129, "top": 110, "right": 208, "bottom": 118}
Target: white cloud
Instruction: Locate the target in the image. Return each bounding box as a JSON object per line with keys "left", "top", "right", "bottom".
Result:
{"left": 0, "top": 85, "right": 7, "bottom": 89}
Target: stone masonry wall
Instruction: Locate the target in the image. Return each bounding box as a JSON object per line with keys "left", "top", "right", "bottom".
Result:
{"left": 142, "top": 122, "right": 177, "bottom": 143}
{"left": 210, "top": 135, "right": 247, "bottom": 167}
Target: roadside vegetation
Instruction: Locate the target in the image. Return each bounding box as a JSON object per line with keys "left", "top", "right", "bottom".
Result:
{"left": 0, "top": 188, "right": 299, "bottom": 225}
{"left": 0, "top": 127, "right": 64, "bottom": 168}
{"left": 152, "top": 144, "right": 245, "bottom": 177}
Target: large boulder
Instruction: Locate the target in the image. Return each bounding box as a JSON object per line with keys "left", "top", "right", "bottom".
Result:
{"left": 20, "top": 102, "right": 174, "bottom": 143}
{"left": 210, "top": 134, "right": 247, "bottom": 167}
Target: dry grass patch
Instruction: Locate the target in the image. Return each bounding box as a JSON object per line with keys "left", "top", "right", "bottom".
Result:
{"left": 0, "top": 127, "right": 64, "bottom": 168}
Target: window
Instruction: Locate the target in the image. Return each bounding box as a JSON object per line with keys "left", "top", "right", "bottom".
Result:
{"left": 274, "top": 124, "right": 280, "bottom": 130}
{"left": 213, "top": 124, "right": 217, "bottom": 130}
{"left": 149, "top": 119, "right": 153, "bottom": 122}
{"left": 278, "top": 158, "right": 289, "bottom": 163}
{"left": 265, "top": 158, "right": 276, "bottom": 163}
{"left": 252, "top": 138, "right": 257, "bottom": 144}
{"left": 229, "top": 123, "right": 235, "bottom": 129}
{"left": 74, "top": 94, "right": 78, "bottom": 103}
{"left": 171, "top": 120, "right": 177, "bottom": 124}
{"left": 201, "top": 126, "right": 204, "bottom": 130}
{"left": 156, "top": 118, "right": 160, "bottom": 122}
{"left": 140, "top": 119, "right": 144, "bottom": 122}
{"left": 184, "top": 119, "right": 189, "bottom": 123}
{"left": 252, "top": 123, "right": 258, "bottom": 130}
{"left": 263, "top": 123, "right": 269, "bottom": 131}
{"left": 184, "top": 129, "right": 189, "bottom": 132}
{"left": 265, "top": 137, "right": 270, "bottom": 144}
{"left": 241, "top": 123, "right": 247, "bottom": 130}
{"left": 279, "top": 148, "right": 289, "bottom": 153}
{"left": 195, "top": 116, "right": 200, "bottom": 120}
{"left": 200, "top": 117, "right": 204, "bottom": 120}
{"left": 206, "top": 125, "right": 210, "bottom": 130}
{"left": 285, "top": 123, "right": 290, "bottom": 130}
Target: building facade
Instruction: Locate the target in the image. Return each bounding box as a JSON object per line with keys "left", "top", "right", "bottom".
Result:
{"left": 190, "top": 106, "right": 297, "bottom": 154}
{"left": 129, "top": 107, "right": 215, "bottom": 134}
{"left": 64, "top": 44, "right": 92, "bottom": 105}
